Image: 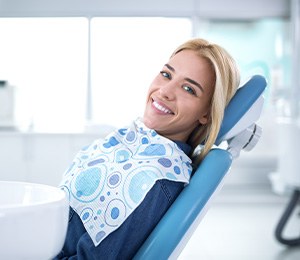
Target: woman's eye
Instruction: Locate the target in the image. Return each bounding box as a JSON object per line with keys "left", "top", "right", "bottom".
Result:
{"left": 182, "top": 85, "right": 196, "bottom": 96}
{"left": 160, "top": 71, "right": 171, "bottom": 79}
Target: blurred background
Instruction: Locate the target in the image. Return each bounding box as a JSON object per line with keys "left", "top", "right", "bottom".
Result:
{"left": 0, "top": 0, "right": 299, "bottom": 259}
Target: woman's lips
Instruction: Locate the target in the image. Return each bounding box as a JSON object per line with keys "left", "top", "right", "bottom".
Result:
{"left": 152, "top": 99, "right": 174, "bottom": 114}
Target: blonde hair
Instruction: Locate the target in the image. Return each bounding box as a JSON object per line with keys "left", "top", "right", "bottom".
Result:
{"left": 171, "top": 38, "right": 240, "bottom": 163}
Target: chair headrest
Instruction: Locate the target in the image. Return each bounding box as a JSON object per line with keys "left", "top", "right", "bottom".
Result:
{"left": 216, "top": 75, "right": 267, "bottom": 145}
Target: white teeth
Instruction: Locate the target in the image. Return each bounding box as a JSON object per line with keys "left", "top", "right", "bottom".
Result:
{"left": 153, "top": 101, "right": 172, "bottom": 114}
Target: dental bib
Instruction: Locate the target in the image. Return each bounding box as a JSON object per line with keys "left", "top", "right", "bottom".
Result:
{"left": 60, "top": 118, "right": 192, "bottom": 246}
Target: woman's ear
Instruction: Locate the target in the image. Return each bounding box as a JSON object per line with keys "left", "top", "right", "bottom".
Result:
{"left": 198, "top": 114, "right": 208, "bottom": 125}
{"left": 198, "top": 110, "right": 210, "bottom": 125}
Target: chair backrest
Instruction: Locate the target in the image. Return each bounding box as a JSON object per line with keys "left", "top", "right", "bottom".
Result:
{"left": 133, "top": 75, "right": 267, "bottom": 260}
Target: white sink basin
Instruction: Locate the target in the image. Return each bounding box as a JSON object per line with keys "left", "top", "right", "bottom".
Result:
{"left": 0, "top": 181, "right": 69, "bottom": 260}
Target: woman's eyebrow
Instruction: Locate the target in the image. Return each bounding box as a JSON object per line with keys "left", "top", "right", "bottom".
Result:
{"left": 164, "top": 63, "right": 204, "bottom": 93}
{"left": 165, "top": 63, "right": 175, "bottom": 72}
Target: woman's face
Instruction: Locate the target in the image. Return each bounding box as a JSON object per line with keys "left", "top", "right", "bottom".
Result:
{"left": 143, "top": 49, "right": 215, "bottom": 142}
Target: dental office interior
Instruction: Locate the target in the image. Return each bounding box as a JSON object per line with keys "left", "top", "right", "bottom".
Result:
{"left": 0, "top": 0, "right": 300, "bottom": 259}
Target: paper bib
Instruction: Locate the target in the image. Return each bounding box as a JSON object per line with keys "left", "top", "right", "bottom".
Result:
{"left": 60, "top": 118, "right": 192, "bottom": 246}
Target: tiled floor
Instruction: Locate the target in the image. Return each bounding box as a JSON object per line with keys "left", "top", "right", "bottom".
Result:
{"left": 178, "top": 186, "right": 300, "bottom": 260}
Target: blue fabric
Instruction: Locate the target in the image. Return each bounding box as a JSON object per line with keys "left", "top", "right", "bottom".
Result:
{"left": 54, "top": 141, "right": 190, "bottom": 260}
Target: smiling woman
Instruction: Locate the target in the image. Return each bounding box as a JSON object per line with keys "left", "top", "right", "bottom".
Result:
{"left": 54, "top": 37, "right": 240, "bottom": 259}
{"left": 143, "top": 50, "right": 215, "bottom": 143}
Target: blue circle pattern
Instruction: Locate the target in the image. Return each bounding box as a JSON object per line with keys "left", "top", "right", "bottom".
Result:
{"left": 60, "top": 119, "right": 192, "bottom": 246}
{"left": 75, "top": 168, "right": 101, "bottom": 197}
{"left": 125, "top": 169, "right": 158, "bottom": 206}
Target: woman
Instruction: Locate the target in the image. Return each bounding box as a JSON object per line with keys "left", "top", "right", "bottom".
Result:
{"left": 55, "top": 38, "right": 240, "bottom": 259}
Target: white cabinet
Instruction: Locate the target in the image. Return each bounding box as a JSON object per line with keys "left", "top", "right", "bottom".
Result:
{"left": 0, "top": 135, "right": 26, "bottom": 182}
{"left": 0, "top": 132, "right": 102, "bottom": 186}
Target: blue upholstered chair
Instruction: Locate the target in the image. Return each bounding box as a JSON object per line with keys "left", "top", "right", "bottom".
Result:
{"left": 133, "top": 75, "right": 267, "bottom": 260}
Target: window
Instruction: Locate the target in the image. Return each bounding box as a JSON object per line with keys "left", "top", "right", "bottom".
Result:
{"left": 195, "top": 19, "right": 291, "bottom": 106}
{"left": 0, "top": 18, "right": 88, "bottom": 132}
{"left": 0, "top": 17, "right": 192, "bottom": 131}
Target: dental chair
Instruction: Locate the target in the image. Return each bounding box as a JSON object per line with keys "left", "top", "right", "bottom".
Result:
{"left": 133, "top": 75, "right": 267, "bottom": 260}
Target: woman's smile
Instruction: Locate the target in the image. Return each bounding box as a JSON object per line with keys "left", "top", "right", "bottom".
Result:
{"left": 151, "top": 99, "right": 174, "bottom": 115}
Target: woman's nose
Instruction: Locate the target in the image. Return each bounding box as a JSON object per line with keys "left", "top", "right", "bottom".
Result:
{"left": 159, "top": 82, "right": 176, "bottom": 100}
